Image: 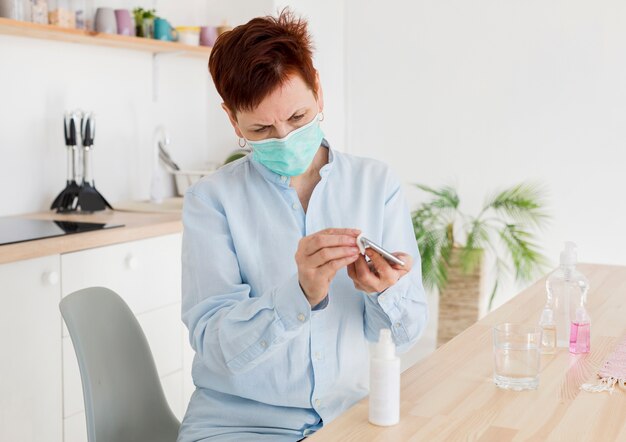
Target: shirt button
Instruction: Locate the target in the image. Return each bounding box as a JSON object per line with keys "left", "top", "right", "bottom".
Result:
{"left": 314, "top": 398, "right": 321, "bottom": 407}
{"left": 379, "top": 295, "right": 386, "bottom": 303}
{"left": 260, "top": 340, "right": 267, "bottom": 348}
{"left": 297, "top": 313, "right": 306, "bottom": 322}
{"left": 394, "top": 322, "right": 401, "bottom": 328}
{"left": 314, "top": 351, "right": 322, "bottom": 360}
{"left": 280, "top": 175, "right": 288, "bottom": 182}
{"left": 292, "top": 202, "right": 298, "bottom": 210}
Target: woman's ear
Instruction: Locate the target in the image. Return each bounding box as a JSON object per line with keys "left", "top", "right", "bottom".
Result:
{"left": 315, "top": 71, "right": 324, "bottom": 114}
{"left": 222, "top": 103, "right": 244, "bottom": 138}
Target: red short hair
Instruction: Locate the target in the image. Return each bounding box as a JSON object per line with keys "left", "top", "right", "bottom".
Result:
{"left": 208, "top": 9, "right": 318, "bottom": 114}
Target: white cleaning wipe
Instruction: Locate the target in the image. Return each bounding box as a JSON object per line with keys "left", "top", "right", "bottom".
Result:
{"left": 356, "top": 233, "right": 367, "bottom": 255}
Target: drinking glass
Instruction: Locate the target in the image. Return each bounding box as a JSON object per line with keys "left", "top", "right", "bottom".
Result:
{"left": 493, "top": 323, "right": 541, "bottom": 390}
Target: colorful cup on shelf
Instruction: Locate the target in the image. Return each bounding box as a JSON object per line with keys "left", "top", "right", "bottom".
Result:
{"left": 176, "top": 26, "right": 200, "bottom": 46}
{"left": 199, "top": 26, "right": 218, "bottom": 47}
{"left": 114, "top": 9, "right": 133, "bottom": 36}
{"left": 154, "top": 18, "right": 178, "bottom": 42}
{"left": 95, "top": 7, "right": 117, "bottom": 34}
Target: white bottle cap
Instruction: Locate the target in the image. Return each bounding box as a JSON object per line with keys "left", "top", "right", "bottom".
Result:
{"left": 560, "top": 241, "right": 577, "bottom": 267}
{"left": 575, "top": 306, "right": 590, "bottom": 323}
{"left": 375, "top": 329, "right": 396, "bottom": 360}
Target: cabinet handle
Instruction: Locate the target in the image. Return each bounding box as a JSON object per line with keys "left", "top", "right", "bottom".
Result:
{"left": 125, "top": 254, "right": 139, "bottom": 270}
{"left": 42, "top": 271, "right": 59, "bottom": 286}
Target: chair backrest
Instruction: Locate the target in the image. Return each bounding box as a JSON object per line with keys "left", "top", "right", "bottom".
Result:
{"left": 59, "top": 287, "right": 180, "bottom": 442}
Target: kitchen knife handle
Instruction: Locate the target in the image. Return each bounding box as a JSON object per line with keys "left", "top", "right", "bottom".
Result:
{"left": 69, "top": 117, "right": 77, "bottom": 146}
{"left": 65, "top": 110, "right": 81, "bottom": 146}
{"left": 81, "top": 112, "right": 95, "bottom": 147}
{"left": 63, "top": 112, "right": 71, "bottom": 146}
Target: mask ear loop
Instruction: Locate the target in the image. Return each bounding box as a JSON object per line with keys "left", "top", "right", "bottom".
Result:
{"left": 238, "top": 138, "right": 247, "bottom": 148}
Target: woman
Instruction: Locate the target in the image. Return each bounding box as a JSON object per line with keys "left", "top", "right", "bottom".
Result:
{"left": 178, "top": 9, "right": 428, "bottom": 442}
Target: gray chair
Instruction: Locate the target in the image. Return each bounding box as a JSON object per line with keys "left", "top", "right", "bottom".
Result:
{"left": 59, "top": 286, "right": 180, "bottom": 442}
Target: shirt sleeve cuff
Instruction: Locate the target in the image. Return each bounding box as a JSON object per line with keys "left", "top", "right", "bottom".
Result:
{"left": 371, "top": 274, "right": 412, "bottom": 323}
{"left": 273, "top": 273, "right": 313, "bottom": 329}
{"left": 312, "top": 294, "right": 329, "bottom": 311}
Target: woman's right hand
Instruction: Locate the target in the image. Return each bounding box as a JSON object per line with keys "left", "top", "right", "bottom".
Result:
{"left": 295, "top": 228, "right": 362, "bottom": 307}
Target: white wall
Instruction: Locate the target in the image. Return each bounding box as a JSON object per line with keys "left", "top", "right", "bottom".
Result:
{"left": 276, "top": 1, "right": 346, "bottom": 149}
{"left": 345, "top": 0, "right": 626, "bottom": 310}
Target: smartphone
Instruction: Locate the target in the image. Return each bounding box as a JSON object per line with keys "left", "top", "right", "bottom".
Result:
{"left": 356, "top": 235, "right": 405, "bottom": 267}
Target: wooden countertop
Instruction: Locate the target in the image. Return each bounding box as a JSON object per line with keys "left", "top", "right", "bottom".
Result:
{"left": 0, "top": 209, "right": 182, "bottom": 265}
{"left": 309, "top": 263, "right": 626, "bottom": 441}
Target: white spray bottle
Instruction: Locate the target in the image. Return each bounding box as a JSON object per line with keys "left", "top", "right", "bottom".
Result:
{"left": 369, "top": 329, "right": 400, "bottom": 426}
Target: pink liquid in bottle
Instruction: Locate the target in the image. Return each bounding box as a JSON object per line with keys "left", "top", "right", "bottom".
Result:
{"left": 569, "top": 321, "right": 590, "bottom": 354}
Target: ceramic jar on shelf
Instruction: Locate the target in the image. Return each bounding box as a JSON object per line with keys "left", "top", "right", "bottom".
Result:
{"left": 48, "top": 0, "right": 74, "bottom": 28}
{"left": 0, "top": 0, "right": 32, "bottom": 21}
{"left": 30, "top": 0, "right": 48, "bottom": 24}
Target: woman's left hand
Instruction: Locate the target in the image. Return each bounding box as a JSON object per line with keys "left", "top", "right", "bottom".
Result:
{"left": 347, "top": 249, "right": 412, "bottom": 294}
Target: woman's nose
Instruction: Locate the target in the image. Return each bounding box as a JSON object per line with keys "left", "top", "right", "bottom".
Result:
{"left": 273, "top": 123, "right": 293, "bottom": 139}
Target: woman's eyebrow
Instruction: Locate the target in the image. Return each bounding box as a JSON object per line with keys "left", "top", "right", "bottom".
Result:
{"left": 249, "top": 108, "right": 307, "bottom": 128}
{"left": 288, "top": 108, "right": 307, "bottom": 118}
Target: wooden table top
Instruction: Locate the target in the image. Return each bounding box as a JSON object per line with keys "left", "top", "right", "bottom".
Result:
{"left": 0, "top": 209, "right": 182, "bottom": 265}
{"left": 309, "top": 263, "right": 626, "bottom": 441}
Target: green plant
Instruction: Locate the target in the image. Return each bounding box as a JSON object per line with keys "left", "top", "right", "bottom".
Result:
{"left": 132, "top": 7, "right": 156, "bottom": 22}
{"left": 132, "top": 7, "right": 157, "bottom": 37}
{"left": 411, "top": 182, "right": 550, "bottom": 310}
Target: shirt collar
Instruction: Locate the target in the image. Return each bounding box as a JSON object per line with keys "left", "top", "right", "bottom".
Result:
{"left": 249, "top": 138, "right": 335, "bottom": 188}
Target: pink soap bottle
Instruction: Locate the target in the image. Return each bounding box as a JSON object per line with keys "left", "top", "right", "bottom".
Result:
{"left": 569, "top": 303, "right": 591, "bottom": 354}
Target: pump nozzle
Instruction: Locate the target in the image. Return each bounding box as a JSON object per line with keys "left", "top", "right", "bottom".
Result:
{"left": 560, "top": 241, "right": 578, "bottom": 267}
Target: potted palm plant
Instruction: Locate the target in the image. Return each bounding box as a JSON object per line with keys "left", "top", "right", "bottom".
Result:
{"left": 411, "top": 182, "right": 550, "bottom": 346}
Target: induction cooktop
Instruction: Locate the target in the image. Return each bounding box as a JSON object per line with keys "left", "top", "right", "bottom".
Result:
{"left": 0, "top": 217, "right": 124, "bottom": 246}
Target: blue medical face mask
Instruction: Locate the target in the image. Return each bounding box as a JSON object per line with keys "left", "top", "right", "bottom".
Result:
{"left": 246, "top": 113, "right": 324, "bottom": 177}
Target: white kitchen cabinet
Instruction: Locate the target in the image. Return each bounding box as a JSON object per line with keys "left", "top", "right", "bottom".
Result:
{"left": 0, "top": 232, "right": 191, "bottom": 442}
{"left": 63, "top": 411, "right": 87, "bottom": 442}
{"left": 60, "top": 233, "right": 186, "bottom": 442}
{"left": 0, "top": 255, "right": 63, "bottom": 442}
{"left": 61, "top": 233, "right": 182, "bottom": 336}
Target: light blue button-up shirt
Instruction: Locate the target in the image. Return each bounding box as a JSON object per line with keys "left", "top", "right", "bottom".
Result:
{"left": 177, "top": 139, "right": 428, "bottom": 441}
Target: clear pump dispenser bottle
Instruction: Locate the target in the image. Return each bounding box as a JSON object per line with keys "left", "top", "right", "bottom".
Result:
{"left": 545, "top": 242, "right": 589, "bottom": 348}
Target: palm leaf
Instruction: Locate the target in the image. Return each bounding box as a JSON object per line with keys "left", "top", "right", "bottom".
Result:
{"left": 487, "top": 254, "right": 510, "bottom": 311}
{"left": 414, "top": 209, "right": 454, "bottom": 292}
{"left": 414, "top": 184, "right": 460, "bottom": 210}
{"left": 484, "top": 182, "right": 549, "bottom": 228}
{"left": 414, "top": 228, "right": 449, "bottom": 291}
{"left": 499, "top": 224, "right": 548, "bottom": 282}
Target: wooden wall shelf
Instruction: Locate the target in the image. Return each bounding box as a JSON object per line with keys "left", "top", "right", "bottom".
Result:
{"left": 0, "top": 17, "right": 211, "bottom": 58}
